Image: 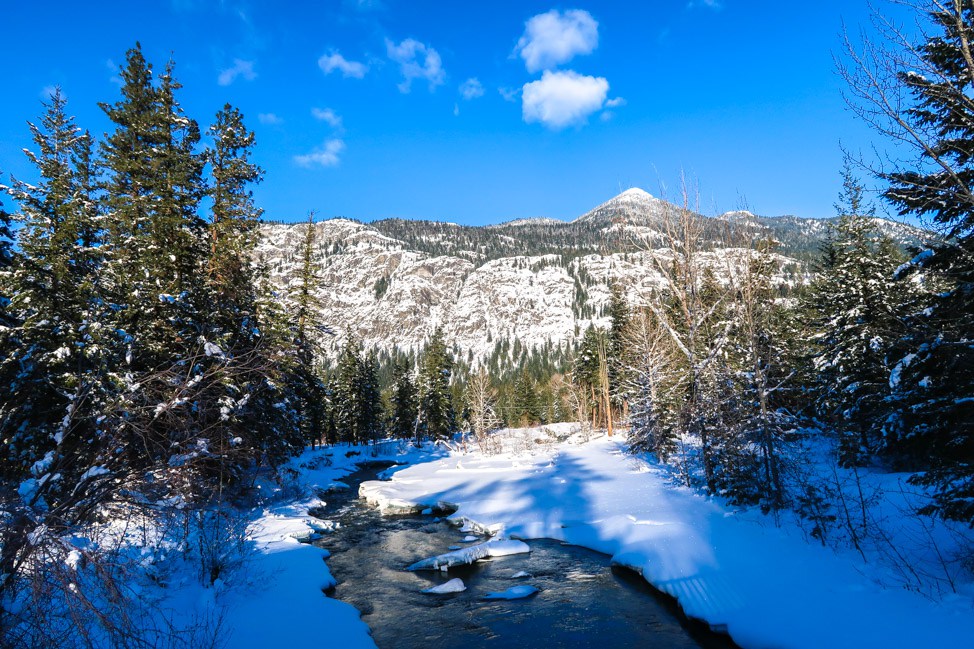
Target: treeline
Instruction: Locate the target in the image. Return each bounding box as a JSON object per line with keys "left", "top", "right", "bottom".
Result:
{"left": 318, "top": 329, "right": 576, "bottom": 446}
{"left": 0, "top": 44, "right": 327, "bottom": 631}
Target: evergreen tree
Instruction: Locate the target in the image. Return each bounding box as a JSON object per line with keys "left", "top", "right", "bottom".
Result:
{"left": 869, "top": 3, "right": 974, "bottom": 522}
{"left": 0, "top": 191, "right": 12, "bottom": 272}
{"left": 331, "top": 339, "right": 381, "bottom": 443}
{"left": 290, "top": 214, "right": 327, "bottom": 446}
{"left": 622, "top": 308, "right": 671, "bottom": 457}
{"left": 200, "top": 104, "right": 302, "bottom": 476}
{"left": 0, "top": 89, "right": 108, "bottom": 492}
{"left": 607, "top": 283, "right": 630, "bottom": 410}
{"left": 573, "top": 325, "right": 609, "bottom": 430}
{"left": 805, "top": 165, "right": 910, "bottom": 465}
{"left": 387, "top": 360, "right": 418, "bottom": 439}
{"left": 99, "top": 45, "right": 207, "bottom": 371}
{"left": 332, "top": 341, "right": 361, "bottom": 443}
{"left": 0, "top": 90, "right": 116, "bottom": 593}
{"left": 0, "top": 189, "right": 13, "bottom": 328}
{"left": 417, "top": 328, "right": 456, "bottom": 440}
{"left": 357, "top": 351, "right": 383, "bottom": 443}
{"left": 205, "top": 103, "right": 263, "bottom": 344}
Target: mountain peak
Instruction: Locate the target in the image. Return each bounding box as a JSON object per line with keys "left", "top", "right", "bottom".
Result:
{"left": 616, "top": 187, "right": 655, "bottom": 201}
{"left": 573, "top": 187, "right": 667, "bottom": 225}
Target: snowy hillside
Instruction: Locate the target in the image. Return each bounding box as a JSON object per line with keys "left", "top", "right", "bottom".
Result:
{"left": 257, "top": 189, "right": 925, "bottom": 361}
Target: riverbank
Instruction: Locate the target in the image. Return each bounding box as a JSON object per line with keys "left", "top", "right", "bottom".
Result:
{"left": 360, "top": 429, "right": 974, "bottom": 649}
{"left": 98, "top": 425, "right": 974, "bottom": 649}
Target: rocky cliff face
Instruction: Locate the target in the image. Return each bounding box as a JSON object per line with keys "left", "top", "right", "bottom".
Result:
{"left": 257, "top": 189, "right": 927, "bottom": 361}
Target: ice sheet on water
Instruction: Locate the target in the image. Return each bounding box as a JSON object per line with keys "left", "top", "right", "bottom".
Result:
{"left": 408, "top": 539, "right": 530, "bottom": 571}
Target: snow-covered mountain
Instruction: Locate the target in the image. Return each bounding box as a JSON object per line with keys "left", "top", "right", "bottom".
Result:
{"left": 257, "top": 189, "right": 928, "bottom": 361}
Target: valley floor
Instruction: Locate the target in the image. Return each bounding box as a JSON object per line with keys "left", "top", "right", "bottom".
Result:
{"left": 72, "top": 427, "right": 974, "bottom": 649}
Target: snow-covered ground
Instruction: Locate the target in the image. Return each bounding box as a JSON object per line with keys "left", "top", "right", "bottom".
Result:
{"left": 215, "top": 441, "right": 434, "bottom": 648}
{"left": 361, "top": 427, "right": 974, "bottom": 649}
{"left": 36, "top": 441, "right": 433, "bottom": 649}
{"left": 25, "top": 429, "right": 972, "bottom": 648}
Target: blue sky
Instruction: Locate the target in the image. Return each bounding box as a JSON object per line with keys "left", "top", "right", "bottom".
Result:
{"left": 0, "top": 1, "right": 909, "bottom": 225}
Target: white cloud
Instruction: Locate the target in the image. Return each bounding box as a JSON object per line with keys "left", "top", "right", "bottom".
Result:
{"left": 521, "top": 70, "right": 609, "bottom": 129}
{"left": 515, "top": 9, "right": 598, "bottom": 73}
{"left": 294, "top": 139, "right": 346, "bottom": 168}
{"left": 605, "top": 97, "right": 626, "bottom": 108}
{"left": 459, "top": 77, "right": 485, "bottom": 100}
{"left": 498, "top": 86, "right": 520, "bottom": 102}
{"left": 386, "top": 38, "right": 445, "bottom": 93}
{"left": 454, "top": 103, "right": 460, "bottom": 117}
{"left": 688, "top": 0, "right": 722, "bottom": 9}
{"left": 258, "top": 112, "right": 283, "bottom": 125}
{"left": 312, "top": 107, "right": 343, "bottom": 128}
{"left": 218, "top": 59, "right": 256, "bottom": 86}
{"left": 318, "top": 51, "right": 368, "bottom": 78}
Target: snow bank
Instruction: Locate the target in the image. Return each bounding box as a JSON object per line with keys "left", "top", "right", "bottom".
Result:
{"left": 361, "top": 436, "right": 974, "bottom": 649}
{"left": 213, "top": 440, "right": 434, "bottom": 648}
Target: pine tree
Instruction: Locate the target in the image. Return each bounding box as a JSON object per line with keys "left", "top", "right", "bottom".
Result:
{"left": 290, "top": 214, "right": 327, "bottom": 446}
{"left": 100, "top": 45, "right": 207, "bottom": 371}
{"left": 205, "top": 103, "right": 263, "bottom": 345}
{"left": 623, "top": 309, "right": 675, "bottom": 459}
{"left": 0, "top": 89, "right": 108, "bottom": 491}
{"left": 357, "top": 351, "right": 383, "bottom": 444}
{"left": 805, "top": 165, "right": 910, "bottom": 465}
{"left": 199, "top": 104, "right": 302, "bottom": 477}
{"left": 332, "top": 339, "right": 382, "bottom": 444}
{"left": 0, "top": 90, "right": 116, "bottom": 593}
{"left": 0, "top": 189, "right": 13, "bottom": 329}
{"left": 0, "top": 191, "right": 12, "bottom": 273}
{"left": 388, "top": 360, "right": 419, "bottom": 439}
{"left": 417, "top": 328, "right": 456, "bottom": 440}
{"left": 607, "top": 283, "right": 630, "bottom": 417}
{"left": 866, "top": 3, "right": 974, "bottom": 523}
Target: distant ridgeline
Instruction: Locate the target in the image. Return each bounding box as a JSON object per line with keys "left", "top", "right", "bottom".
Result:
{"left": 258, "top": 188, "right": 929, "bottom": 367}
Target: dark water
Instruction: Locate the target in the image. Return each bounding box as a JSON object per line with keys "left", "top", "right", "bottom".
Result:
{"left": 315, "top": 465, "right": 737, "bottom": 649}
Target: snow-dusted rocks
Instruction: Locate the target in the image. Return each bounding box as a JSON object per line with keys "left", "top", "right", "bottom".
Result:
{"left": 483, "top": 585, "right": 539, "bottom": 600}
{"left": 422, "top": 578, "right": 467, "bottom": 594}
{"left": 407, "top": 539, "right": 531, "bottom": 571}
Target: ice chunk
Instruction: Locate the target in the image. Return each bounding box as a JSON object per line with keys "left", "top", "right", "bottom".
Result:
{"left": 461, "top": 535, "right": 478, "bottom": 542}
{"left": 483, "top": 585, "right": 539, "bottom": 600}
{"left": 511, "top": 570, "right": 532, "bottom": 578}
{"left": 408, "top": 539, "right": 530, "bottom": 571}
{"left": 422, "top": 578, "right": 466, "bottom": 594}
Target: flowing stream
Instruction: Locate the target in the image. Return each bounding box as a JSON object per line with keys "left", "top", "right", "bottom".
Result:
{"left": 314, "top": 463, "right": 738, "bottom": 649}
